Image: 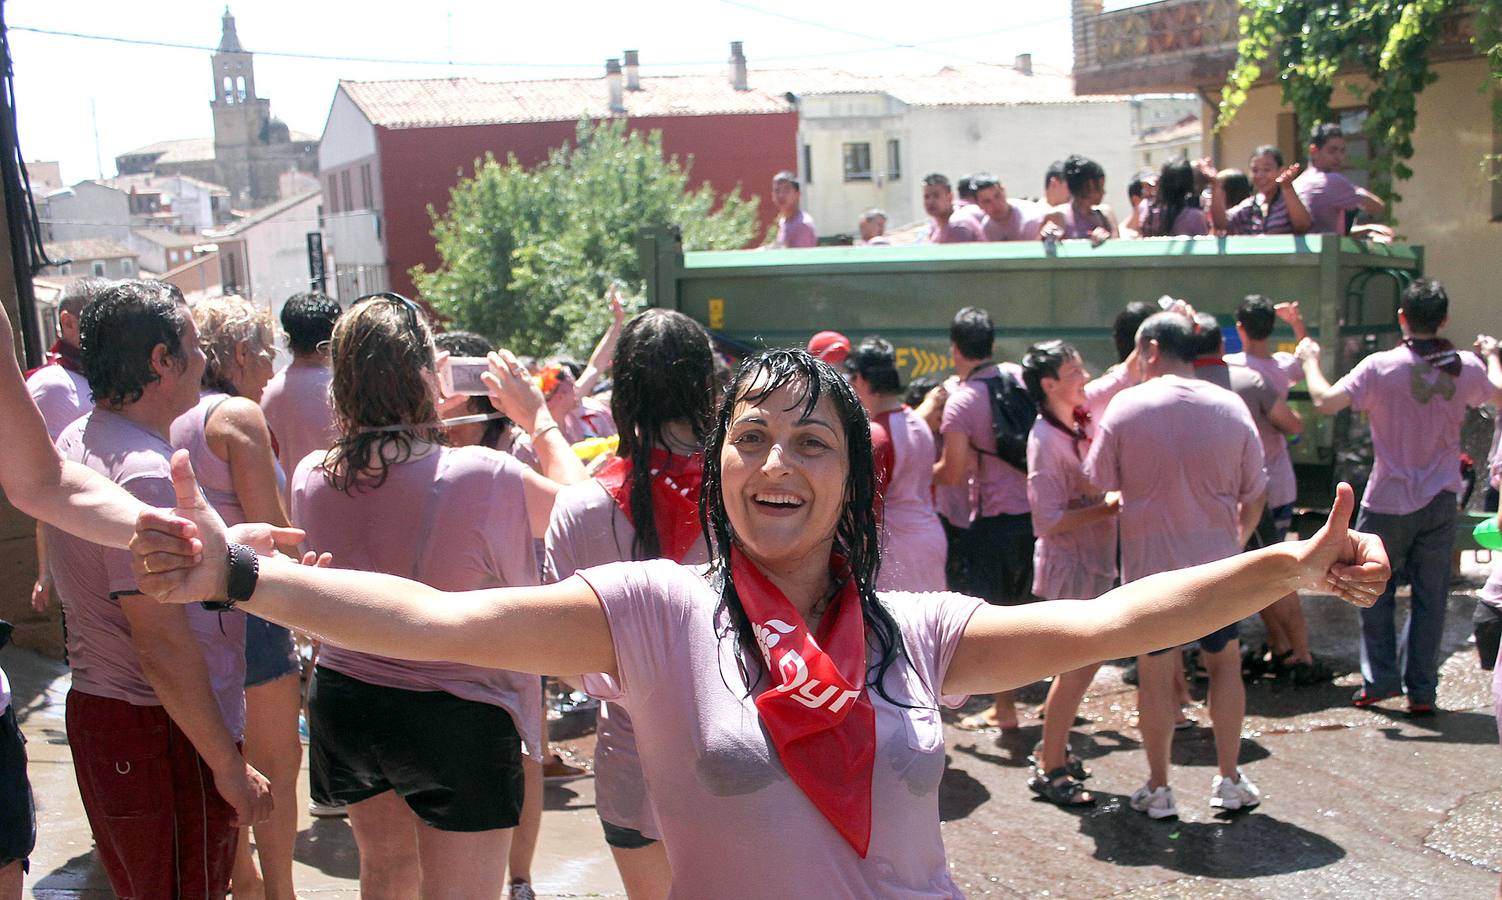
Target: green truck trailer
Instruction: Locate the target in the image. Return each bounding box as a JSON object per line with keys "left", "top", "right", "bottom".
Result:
{"left": 638, "top": 227, "right": 1426, "bottom": 516}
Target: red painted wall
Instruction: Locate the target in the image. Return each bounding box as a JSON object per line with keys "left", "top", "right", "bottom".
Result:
{"left": 375, "top": 112, "right": 797, "bottom": 298}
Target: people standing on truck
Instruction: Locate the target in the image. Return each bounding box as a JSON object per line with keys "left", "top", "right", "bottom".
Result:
{"left": 1294, "top": 123, "right": 1386, "bottom": 235}
{"left": 923, "top": 174, "right": 983, "bottom": 244}
{"left": 770, "top": 171, "right": 817, "bottom": 248}
{"left": 1119, "top": 171, "right": 1157, "bottom": 238}
{"left": 1137, "top": 158, "right": 1209, "bottom": 238}
{"left": 1039, "top": 155, "right": 1117, "bottom": 246}
{"left": 1202, "top": 146, "right": 1312, "bottom": 236}
{"left": 953, "top": 175, "right": 987, "bottom": 231}
{"left": 972, "top": 173, "right": 1043, "bottom": 242}
{"left": 1043, "top": 159, "right": 1072, "bottom": 208}
{"left": 1083, "top": 311, "right": 1268, "bottom": 819}
{"left": 934, "top": 307, "right": 1035, "bottom": 731}
{"left": 546, "top": 308, "right": 717, "bottom": 899}
{"left": 1297, "top": 279, "right": 1502, "bottom": 714}
{"left": 856, "top": 208, "right": 890, "bottom": 246}
{"left": 845, "top": 337, "right": 947, "bottom": 592}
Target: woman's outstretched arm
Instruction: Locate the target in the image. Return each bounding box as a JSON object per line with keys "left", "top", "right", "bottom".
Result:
{"left": 944, "top": 482, "right": 1387, "bottom": 696}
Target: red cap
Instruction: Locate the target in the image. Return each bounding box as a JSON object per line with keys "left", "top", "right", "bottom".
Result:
{"left": 807, "top": 330, "right": 852, "bottom": 365}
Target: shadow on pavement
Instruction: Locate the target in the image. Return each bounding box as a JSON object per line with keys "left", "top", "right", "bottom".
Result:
{"left": 294, "top": 818, "right": 360, "bottom": 879}
{"left": 1169, "top": 731, "right": 1272, "bottom": 767}
{"left": 32, "top": 850, "right": 109, "bottom": 893}
{"left": 1372, "top": 709, "right": 1500, "bottom": 744}
{"left": 938, "top": 756, "right": 990, "bottom": 822}
{"left": 1074, "top": 794, "right": 1345, "bottom": 877}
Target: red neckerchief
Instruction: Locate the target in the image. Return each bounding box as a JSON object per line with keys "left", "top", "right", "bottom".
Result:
{"left": 1402, "top": 337, "right": 1462, "bottom": 377}
{"left": 24, "top": 340, "right": 84, "bottom": 379}
{"left": 594, "top": 450, "right": 704, "bottom": 563}
{"left": 1192, "top": 357, "right": 1227, "bottom": 369}
{"left": 732, "top": 547, "right": 875, "bottom": 857}
{"left": 1041, "top": 406, "right": 1091, "bottom": 460}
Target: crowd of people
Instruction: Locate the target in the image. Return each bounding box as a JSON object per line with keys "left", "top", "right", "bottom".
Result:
{"left": 0, "top": 223, "right": 1498, "bottom": 898}
{"left": 770, "top": 122, "right": 1389, "bottom": 249}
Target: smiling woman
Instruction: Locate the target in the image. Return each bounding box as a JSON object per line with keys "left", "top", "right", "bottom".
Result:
{"left": 131, "top": 348, "right": 1391, "bottom": 899}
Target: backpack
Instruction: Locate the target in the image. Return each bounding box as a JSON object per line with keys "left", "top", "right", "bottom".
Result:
{"left": 973, "top": 373, "right": 1037, "bottom": 473}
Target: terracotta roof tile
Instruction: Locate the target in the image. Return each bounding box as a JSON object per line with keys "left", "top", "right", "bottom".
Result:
{"left": 43, "top": 238, "right": 137, "bottom": 261}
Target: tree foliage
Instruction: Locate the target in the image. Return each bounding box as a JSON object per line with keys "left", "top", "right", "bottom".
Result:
{"left": 412, "top": 118, "right": 762, "bottom": 357}
{"left": 1218, "top": 0, "right": 1502, "bottom": 202}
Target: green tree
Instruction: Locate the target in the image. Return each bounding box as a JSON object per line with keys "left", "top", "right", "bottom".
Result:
{"left": 412, "top": 118, "right": 762, "bottom": 357}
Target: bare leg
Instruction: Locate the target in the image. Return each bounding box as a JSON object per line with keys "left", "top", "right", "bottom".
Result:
{"left": 991, "top": 692, "right": 1019, "bottom": 730}
{"left": 1202, "top": 642, "right": 1247, "bottom": 778}
{"left": 0, "top": 859, "right": 22, "bottom": 900}
{"left": 1172, "top": 654, "right": 1193, "bottom": 724}
{"left": 1137, "top": 652, "right": 1179, "bottom": 789}
{"left": 1269, "top": 593, "right": 1312, "bottom": 663}
{"left": 347, "top": 791, "right": 421, "bottom": 900}
{"left": 1259, "top": 596, "right": 1294, "bottom": 657}
{"left": 415, "top": 821, "right": 511, "bottom": 900}
{"left": 610, "top": 841, "right": 673, "bottom": 900}
{"left": 242, "top": 672, "right": 303, "bottom": 900}
{"left": 1038, "top": 663, "right": 1101, "bottom": 771}
{"left": 231, "top": 825, "right": 265, "bottom": 899}
{"left": 507, "top": 753, "right": 543, "bottom": 889}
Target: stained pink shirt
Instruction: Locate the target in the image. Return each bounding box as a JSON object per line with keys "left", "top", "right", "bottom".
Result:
{"left": 1332, "top": 345, "right": 1493, "bottom": 514}
{"left": 1083, "top": 376, "right": 1266, "bottom": 581}
{"left": 774, "top": 210, "right": 817, "bottom": 248}
{"left": 1027, "top": 415, "right": 1117, "bottom": 600}
{"left": 930, "top": 211, "right": 982, "bottom": 244}
{"left": 545, "top": 477, "right": 710, "bottom": 839}
{"left": 941, "top": 363, "right": 1029, "bottom": 517}
{"left": 1293, "top": 168, "right": 1360, "bottom": 234}
{"left": 1225, "top": 352, "right": 1301, "bottom": 508}
{"left": 561, "top": 396, "right": 617, "bottom": 444}
{"left": 46, "top": 409, "right": 247, "bottom": 736}
{"left": 261, "top": 364, "right": 336, "bottom": 491}
{"left": 872, "top": 408, "right": 947, "bottom": 592}
{"left": 578, "top": 559, "right": 981, "bottom": 898}
{"left": 291, "top": 446, "right": 543, "bottom": 758}
{"left": 981, "top": 200, "right": 1042, "bottom": 242}
{"left": 26, "top": 362, "right": 91, "bottom": 439}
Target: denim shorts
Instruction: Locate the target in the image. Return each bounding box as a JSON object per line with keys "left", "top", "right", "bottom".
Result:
{"left": 1149, "top": 621, "right": 1240, "bottom": 656}
{"left": 600, "top": 818, "right": 657, "bottom": 850}
{"left": 245, "top": 617, "right": 300, "bottom": 688}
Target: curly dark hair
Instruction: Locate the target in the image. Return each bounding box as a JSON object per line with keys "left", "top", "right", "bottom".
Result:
{"left": 700, "top": 348, "right": 913, "bottom": 704}
{"left": 611, "top": 309, "right": 715, "bottom": 560}
{"left": 79, "top": 280, "right": 190, "bottom": 409}
{"left": 280, "top": 291, "right": 342, "bottom": 356}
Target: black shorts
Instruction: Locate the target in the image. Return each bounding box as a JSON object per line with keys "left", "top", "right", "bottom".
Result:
{"left": 1474, "top": 601, "right": 1502, "bottom": 670}
{"left": 0, "top": 704, "right": 35, "bottom": 871}
{"left": 1149, "top": 621, "right": 1240, "bottom": 657}
{"left": 308, "top": 666, "right": 524, "bottom": 831}
{"left": 947, "top": 512, "right": 1036, "bottom": 605}
{"left": 601, "top": 819, "right": 658, "bottom": 850}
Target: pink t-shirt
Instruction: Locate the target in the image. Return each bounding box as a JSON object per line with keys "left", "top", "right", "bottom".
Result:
{"left": 46, "top": 409, "right": 247, "bottom": 737}
{"left": 940, "top": 363, "right": 1029, "bottom": 517}
{"left": 26, "top": 363, "right": 91, "bottom": 439}
{"left": 1083, "top": 376, "right": 1267, "bottom": 582}
{"left": 577, "top": 559, "right": 981, "bottom": 898}
{"left": 561, "top": 396, "right": 618, "bottom": 444}
{"left": 930, "top": 212, "right": 982, "bottom": 244}
{"left": 170, "top": 392, "right": 287, "bottom": 526}
{"left": 1489, "top": 414, "right": 1502, "bottom": 489}
{"left": 291, "top": 445, "right": 543, "bottom": 758}
{"left": 1332, "top": 345, "right": 1493, "bottom": 514}
{"left": 1294, "top": 168, "right": 1360, "bottom": 234}
{"left": 261, "top": 364, "right": 337, "bottom": 490}
{"left": 1140, "top": 201, "right": 1209, "bottom": 237}
{"left": 872, "top": 408, "right": 947, "bottom": 592}
{"left": 1225, "top": 352, "right": 1301, "bottom": 508}
{"left": 1027, "top": 417, "right": 1117, "bottom": 600}
{"left": 981, "top": 200, "right": 1042, "bottom": 242}
{"left": 545, "top": 478, "right": 711, "bottom": 839}
{"left": 775, "top": 210, "right": 817, "bottom": 248}
{"left": 1083, "top": 364, "right": 1133, "bottom": 417}
{"left": 1225, "top": 191, "right": 1295, "bottom": 235}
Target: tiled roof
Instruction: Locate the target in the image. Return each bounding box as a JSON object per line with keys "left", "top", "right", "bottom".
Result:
{"left": 116, "top": 137, "right": 216, "bottom": 164}
{"left": 1136, "top": 115, "right": 1202, "bottom": 146}
{"left": 209, "top": 189, "right": 320, "bottom": 236}
{"left": 130, "top": 228, "right": 205, "bottom": 249}
{"left": 43, "top": 239, "right": 137, "bottom": 261}
{"left": 789, "top": 64, "right": 1118, "bottom": 107}
{"left": 102, "top": 172, "right": 231, "bottom": 195}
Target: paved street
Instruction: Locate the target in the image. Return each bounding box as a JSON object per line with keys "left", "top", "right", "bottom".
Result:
{"left": 9, "top": 557, "right": 1501, "bottom": 898}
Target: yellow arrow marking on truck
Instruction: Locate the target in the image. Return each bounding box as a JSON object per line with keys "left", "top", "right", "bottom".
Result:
{"left": 708, "top": 298, "right": 725, "bottom": 330}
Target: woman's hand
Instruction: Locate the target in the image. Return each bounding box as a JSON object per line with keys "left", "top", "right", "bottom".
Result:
{"left": 484, "top": 349, "right": 549, "bottom": 434}
{"left": 1275, "top": 162, "right": 1303, "bottom": 190}
{"left": 1293, "top": 482, "right": 1390, "bottom": 605}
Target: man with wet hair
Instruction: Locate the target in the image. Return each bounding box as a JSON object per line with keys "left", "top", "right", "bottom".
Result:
{"left": 972, "top": 173, "right": 1042, "bottom": 242}
{"left": 1293, "top": 122, "right": 1386, "bottom": 234}
{"left": 923, "top": 173, "right": 982, "bottom": 244}
{"left": 770, "top": 171, "right": 817, "bottom": 248}
{"left": 262, "top": 291, "right": 342, "bottom": 491}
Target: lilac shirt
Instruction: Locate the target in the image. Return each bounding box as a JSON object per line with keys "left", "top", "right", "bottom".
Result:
{"left": 1225, "top": 191, "right": 1294, "bottom": 235}
{"left": 578, "top": 560, "right": 981, "bottom": 898}
{"left": 46, "top": 410, "right": 247, "bottom": 736}
{"left": 170, "top": 392, "right": 287, "bottom": 526}
{"left": 292, "top": 446, "right": 543, "bottom": 758}
{"left": 1054, "top": 203, "right": 1110, "bottom": 240}
{"left": 774, "top": 210, "right": 817, "bottom": 248}
{"left": 1141, "top": 201, "right": 1208, "bottom": 237}
{"left": 1027, "top": 416, "right": 1117, "bottom": 600}
{"left": 545, "top": 478, "right": 710, "bottom": 839}
{"left": 931, "top": 212, "right": 982, "bottom": 244}
{"left": 1332, "top": 345, "right": 1493, "bottom": 514}
{"left": 26, "top": 363, "right": 91, "bottom": 439}
{"left": 941, "top": 363, "right": 1030, "bottom": 517}
{"left": 982, "top": 200, "right": 1043, "bottom": 242}
{"left": 1083, "top": 377, "right": 1267, "bottom": 582}
{"left": 261, "top": 364, "right": 337, "bottom": 490}
{"left": 873, "top": 407, "right": 947, "bottom": 592}
{"left": 1226, "top": 352, "right": 1302, "bottom": 508}
{"left": 1294, "top": 168, "right": 1360, "bottom": 234}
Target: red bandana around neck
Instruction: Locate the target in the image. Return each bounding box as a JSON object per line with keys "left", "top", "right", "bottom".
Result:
{"left": 594, "top": 449, "right": 704, "bottom": 563}
{"left": 1041, "top": 406, "right": 1092, "bottom": 460}
{"left": 731, "top": 547, "right": 876, "bottom": 857}
{"left": 1402, "top": 337, "right": 1462, "bottom": 377}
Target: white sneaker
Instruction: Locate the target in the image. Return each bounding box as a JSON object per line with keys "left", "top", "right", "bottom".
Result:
{"left": 1129, "top": 782, "right": 1179, "bottom": 819}
{"left": 307, "top": 799, "right": 348, "bottom": 818}
{"left": 1210, "top": 770, "right": 1262, "bottom": 810}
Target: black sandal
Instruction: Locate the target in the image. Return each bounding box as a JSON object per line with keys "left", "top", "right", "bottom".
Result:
{"left": 1028, "top": 767, "right": 1096, "bottom": 807}
{"left": 1027, "top": 749, "right": 1092, "bottom": 781}
{"left": 1289, "top": 656, "right": 1333, "bottom": 686}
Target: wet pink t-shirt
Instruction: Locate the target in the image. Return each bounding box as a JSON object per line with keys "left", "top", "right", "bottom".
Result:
{"left": 545, "top": 477, "right": 710, "bottom": 840}
{"left": 577, "top": 559, "right": 981, "bottom": 898}
{"left": 171, "top": 392, "right": 287, "bottom": 527}
{"left": 872, "top": 408, "right": 947, "bottom": 592}
{"left": 1225, "top": 352, "right": 1301, "bottom": 508}
{"left": 261, "top": 364, "right": 337, "bottom": 491}
{"left": 25, "top": 363, "right": 91, "bottom": 439}
{"left": 1083, "top": 376, "right": 1267, "bottom": 581}
{"left": 1332, "top": 345, "right": 1493, "bottom": 514}
{"left": 46, "top": 409, "right": 247, "bottom": 737}
{"left": 1294, "top": 168, "right": 1360, "bottom": 234}
{"left": 1027, "top": 416, "right": 1117, "bottom": 600}
{"left": 775, "top": 210, "right": 817, "bottom": 248}
{"left": 982, "top": 200, "right": 1043, "bottom": 242}
{"left": 292, "top": 445, "right": 543, "bottom": 758}
{"left": 941, "top": 363, "right": 1029, "bottom": 517}
{"left": 931, "top": 212, "right": 982, "bottom": 244}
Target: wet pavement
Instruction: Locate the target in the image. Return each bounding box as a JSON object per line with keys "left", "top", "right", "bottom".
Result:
{"left": 8, "top": 556, "right": 1501, "bottom": 898}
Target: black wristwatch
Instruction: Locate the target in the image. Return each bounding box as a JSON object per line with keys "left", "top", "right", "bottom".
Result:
{"left": 201, "top": 542, "right": 258, "bottom": 611}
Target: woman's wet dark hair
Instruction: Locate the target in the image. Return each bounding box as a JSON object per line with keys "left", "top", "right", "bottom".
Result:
{"left": 612, "top": 309, "right": 716, "bottom": 560}
{"left": 700, "top": 348, "right": 913, "bottom": 703}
